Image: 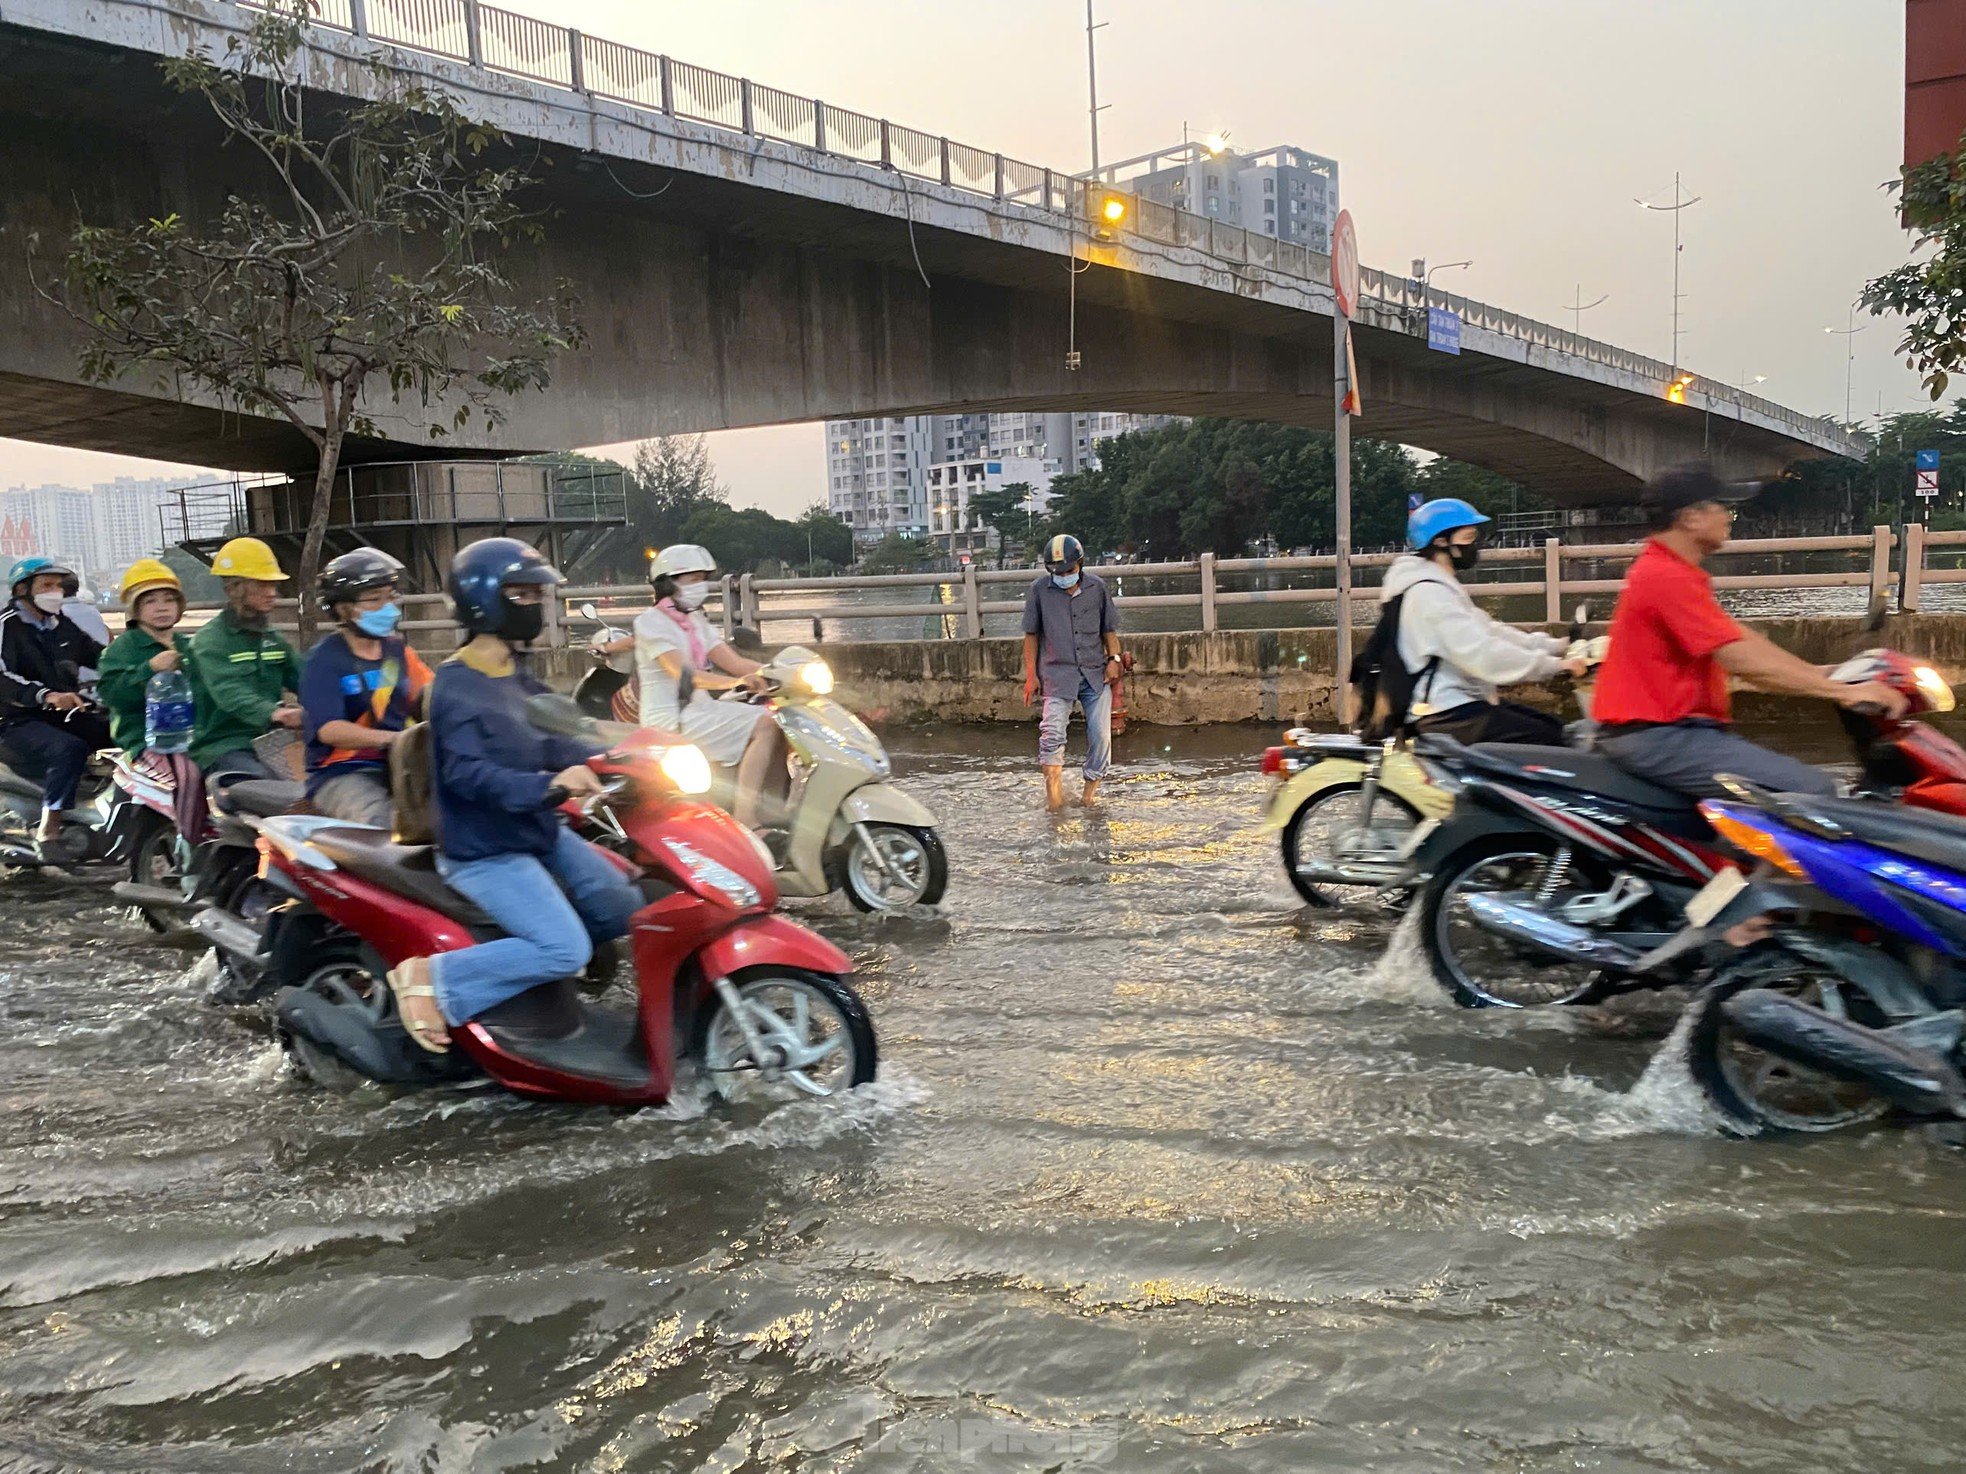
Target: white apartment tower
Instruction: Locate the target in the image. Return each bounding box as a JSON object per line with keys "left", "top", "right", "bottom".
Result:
{"left": 1095, "top": 141, "right": 1340, "bottom": 252}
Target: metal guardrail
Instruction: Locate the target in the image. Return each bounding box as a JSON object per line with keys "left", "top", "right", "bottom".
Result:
{"left": 230, "top": 0, "right": 1861, "bottom": 459}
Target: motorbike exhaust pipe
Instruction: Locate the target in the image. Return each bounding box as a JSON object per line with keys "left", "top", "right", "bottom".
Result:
{"left": 112, "top": 881, "right": 193, "bottom": 911}
{"left": 188, "top": 906, "right": 266, "bottom": 963}
{"left": 1721, "top": 988, "right": 1966, "bottom": 1117}
{"left": 1461, "top": 892, "right": 1645, "bottom": 970}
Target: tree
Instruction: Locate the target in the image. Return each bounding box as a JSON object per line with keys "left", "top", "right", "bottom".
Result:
{"left": 1864, "top": 133, "right": 1966, "bottom": 401}
{"left": 857, "top": 534, "right": 932, "bottom": 575}
{"left": 36, "top": 0, "right": 583, "bottom": 640}
{"left": 794, "top": 504, "right": 854, "bottom": 572}
{"left": 628, "top": 434, "right": 728, "bottom": 549}
{"left": 967, "top": 482, "right": 1039, "bottom": 566}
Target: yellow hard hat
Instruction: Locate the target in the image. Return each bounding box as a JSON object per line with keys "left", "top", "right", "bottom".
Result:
{"left": 210, "top": 537, "right": 289, "bottom": 581}
{"left": 119, "top": 557, "right": 183, "bottom": 609}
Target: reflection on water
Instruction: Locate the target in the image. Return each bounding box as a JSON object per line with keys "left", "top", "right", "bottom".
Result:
{"left": 3, "top": 724, "right": 1965, "bottom": 1470}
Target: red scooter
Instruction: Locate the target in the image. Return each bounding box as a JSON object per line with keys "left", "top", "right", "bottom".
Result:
{"left": 265, "top": 696, "right": 876, "bottom": 1106}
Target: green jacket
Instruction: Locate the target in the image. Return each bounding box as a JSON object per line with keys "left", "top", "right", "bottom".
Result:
{"left": 97, "top": 626, "right": 194, "bottom": 757}
{"left": 186, "top": 609, "right": 302, "bottom": 768}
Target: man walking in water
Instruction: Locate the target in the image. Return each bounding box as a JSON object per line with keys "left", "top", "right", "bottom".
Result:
{"left": 1021, "top": 534, "right": 1122, "bottom": 811}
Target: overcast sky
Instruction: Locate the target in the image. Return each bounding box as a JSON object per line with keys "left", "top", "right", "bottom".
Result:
{"left": 2, "top": 0, "right": 1922, "bottom": 516}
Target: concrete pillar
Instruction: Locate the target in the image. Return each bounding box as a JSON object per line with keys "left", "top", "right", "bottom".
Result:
{"left": 740, "top": 79, "right": 754, "bottom": 135}
{"left": 348, "top": 0, "right": 368, "bottom": 36}
{"left": 568, "top": 30, "right": 585, "bottom": 93}
{"left": 1903, "top": 521, "right": 1926, "bottom": 613}
{"left": 814, "top": 102, "right": 827, "bottom": 152}
{"left": 718, "top": 574, "right": 734, "bottom": 639}
{"left": 463, "top": 1, "right": 483, "bottom": 67}
{"left": 1870, "top": 524, "right": 1893, "bottom": 612}
{"left": 961, "top": 564, "right": 981, "bottom": 638}
{"left": 740, "top": 573, "right": 759, "bottom": 630}
{"left": 1543, "top": 538, "right": 1562, "bottom": 624}
{"left": 658, "top": 54, "right": 674, "bottom": 114}
{"left": 1198, "top": 552, "right": 1218, "bottom": 633}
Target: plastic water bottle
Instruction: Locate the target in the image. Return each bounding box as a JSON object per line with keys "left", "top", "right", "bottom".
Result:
{"left": 144, "top": 667, "right": 194, "bottom": 755}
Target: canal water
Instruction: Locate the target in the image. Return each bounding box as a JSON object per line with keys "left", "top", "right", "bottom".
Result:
{"left": 3, "top": 722, "right": 1964, "bottom": 1470}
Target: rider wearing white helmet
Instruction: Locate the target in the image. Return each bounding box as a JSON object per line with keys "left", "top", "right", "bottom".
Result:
{"left": 630, "top": 545, "right": 769, "bottom": 765}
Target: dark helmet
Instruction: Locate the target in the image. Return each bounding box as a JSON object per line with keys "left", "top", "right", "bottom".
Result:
{"left": 447, "top": 537, "right": 562, "bottom": 637}
{"left": 1042, "top": 533, "right": 1085, "bottom": 574}
{"left": 320, "top": 547, "right": 405, "bottom": 610}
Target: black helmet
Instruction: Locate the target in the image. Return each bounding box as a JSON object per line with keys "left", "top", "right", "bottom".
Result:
{"left": 447, "top": 537, "right": 562, "bottom": 638}
{"left": 1042, "top": 533, "right": 1085, "bottom": 574}
{"left": 320, "top": 547, "right": 405, "bottom": 610}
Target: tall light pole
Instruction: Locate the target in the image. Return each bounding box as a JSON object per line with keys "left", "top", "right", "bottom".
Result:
{"left": 1636, "top": 173, "right": 1701, "bottom": 371}
{"left": 1824, "top": 304, "right": 1868, "bottom": 425}
{"left": 1410, "top": 257, "right": 1472, "bottom": 304}
{"left": 1085, "top": 0, "right": 1108, "bottom": 174}
{"left": 1563, "top": 284, "right": 1610, "bottom": 335}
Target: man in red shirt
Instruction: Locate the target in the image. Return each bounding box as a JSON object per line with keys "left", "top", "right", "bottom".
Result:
{"left": 1593, "top": 465, "right": 1906, "bottom": 798}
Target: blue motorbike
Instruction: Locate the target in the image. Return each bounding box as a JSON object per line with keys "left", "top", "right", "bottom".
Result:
{"left": 1668, "top": 784, "right": 1966, "bottom": 1136}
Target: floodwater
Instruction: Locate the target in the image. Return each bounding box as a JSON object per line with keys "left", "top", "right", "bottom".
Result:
{"left": 4, "top": 722, "right": 1966, "bottom": 1472}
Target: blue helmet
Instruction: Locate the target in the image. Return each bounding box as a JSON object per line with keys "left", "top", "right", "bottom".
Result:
{"left": 447, "top": 537, "right": 562, "bottom": 637}
{"left": 1042, "top": 533, "right": 1085, "bottom": 573}
{"left": 8, "top": 555, "right": 75, "bottom": 599}
{"left": 1407, "top": 498, "right": 1490, "bottom": 550}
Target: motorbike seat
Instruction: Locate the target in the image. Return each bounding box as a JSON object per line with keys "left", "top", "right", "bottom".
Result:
{"left": 213, "top": 780, "right": 306, "bottom": 818}
{"left": 1456, "top": 743, "right": 1698, "bottom": 814}
{"left": 307, "top": 825, "right": 498, "bottom": 931}
{"left": 1786, "top": 794, "right": 1966, "bottom": 874}
{"left": 472, "top": 981, "right": 649, "bottom": 1087}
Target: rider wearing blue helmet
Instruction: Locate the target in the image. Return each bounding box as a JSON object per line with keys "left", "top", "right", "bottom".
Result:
{"left": 1377, "top": 499, "right": 1587, "bottom": 746}
{"left": 0, "top": 554, "right": 111, "bottom": 852}
{"left": 384, "top": 537, "right": 642, "bottom": 1054}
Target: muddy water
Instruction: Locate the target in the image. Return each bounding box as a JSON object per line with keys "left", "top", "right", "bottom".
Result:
{"left": 4, "top": 724, "right": 1966, "bottom": 1471}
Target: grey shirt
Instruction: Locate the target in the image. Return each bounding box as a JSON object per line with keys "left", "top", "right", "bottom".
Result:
{"left": 1022, "top": 572, "right": 1120, "bottom": 697}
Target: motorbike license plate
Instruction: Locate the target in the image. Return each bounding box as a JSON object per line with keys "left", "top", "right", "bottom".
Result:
{"left": 1682, "top": 868, "right": 1747, "bottom": 928}
{"left": 1395, "top": 818, "right": 1440, "bottom": 860}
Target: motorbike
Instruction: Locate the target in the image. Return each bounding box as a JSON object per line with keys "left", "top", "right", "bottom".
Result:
{"left": 0, "top": 726, "right": 119, "bottom": 869}
{"left": 573, "top": 603, "right": 945, "bottom": 913}
{"left": 1658, "top": 782, "right": 1966, "bottom": 1137}
{"left": 1397, "top": 648, "right": 1966, "bottom": 1009}
{"left": 1258, "top": 607, "right": 1602, "bottom": 907}
{"left": 267, "top": 696, "right": 877, "bottom": 1105}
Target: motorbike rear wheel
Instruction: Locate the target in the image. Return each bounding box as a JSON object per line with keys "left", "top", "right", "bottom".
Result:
{"left": 126, "top": 811, "right": 184, "bottom": 934}
{"left": 839, "top": 824, "right": 946, "bottom": 911}
{"left": 1419, "top": 834, "right": 1615, "bottom": 1009}
{"left": 694, "top": 969, "right": 877, "bottom": 1104}
{"left": 1687, "top": 950, "right": 1893, "bottom": 1136}
{"left": 1280, "top": 783, "right": 1421, "bottom": 909}
{"left": 280, "top": 946, "right": 383, "bottom": 1092}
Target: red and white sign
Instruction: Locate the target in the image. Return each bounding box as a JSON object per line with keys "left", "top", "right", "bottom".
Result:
{"left": 1331, "top": 209, "right": 1359, "bottom": 319}
{"left": 1918, "top": 468, "right": 1941, "bottom": 498}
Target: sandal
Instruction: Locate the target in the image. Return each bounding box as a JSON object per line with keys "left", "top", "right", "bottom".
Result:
{"left": 387, "top": 959, "right": 451, "bottom": 1054}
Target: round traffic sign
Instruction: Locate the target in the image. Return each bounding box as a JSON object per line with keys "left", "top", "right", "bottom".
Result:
{"left": 1331, "top": 209, "right": 1359, "bottom": 319}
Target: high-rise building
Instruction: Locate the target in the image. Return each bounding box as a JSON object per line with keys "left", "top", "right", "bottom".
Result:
{"left": 0, "top": 475, "right": 228, "bottom": 591}
{"left": 1093, "top": 140, "right": 1340, "bottom": 251}
{"left": 926, "top": 455, "right": 1056, "bottom": 558}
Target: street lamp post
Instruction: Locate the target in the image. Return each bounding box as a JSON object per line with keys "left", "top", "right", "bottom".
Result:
{"left": 1824, "top": 304, "right": 1868, "bottom": 425}
{"left": 1084, "top": 0, "right": 1108, "bottom": 174}
{"left": 1636, "top": 173, "right": 1701, "bottom": 371}
{"left": 1562, "top": 284, "right": 1610, "bottom": 336}
{"left": 1410, "top": 257, "right": 1472, "bottom": 306}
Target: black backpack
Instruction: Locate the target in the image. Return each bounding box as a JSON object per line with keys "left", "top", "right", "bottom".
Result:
{"left": 1349, "top": 592, "right": 1438, "bottom": 741}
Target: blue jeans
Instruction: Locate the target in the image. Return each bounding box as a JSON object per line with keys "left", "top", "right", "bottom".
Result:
{"left": 1038, "top": 673, "right": 1113, "bottom": 780}
{"left": 428, "top": 825, "right": 642, "bottom": 1025}
{"left": 2, "top": 713, "right": 110, "bottom": 814}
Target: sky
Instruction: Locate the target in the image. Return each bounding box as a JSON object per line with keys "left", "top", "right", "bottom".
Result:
{"left": 1, "top": 0, "right": 1925, "bottom": 517}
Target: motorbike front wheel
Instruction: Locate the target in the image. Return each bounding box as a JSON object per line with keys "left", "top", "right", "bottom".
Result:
{"left": 1687, "top": 950, "right": 1892, "bottom": 1136}
{"left": 1280, "top": 783, "right": 1421, "bottom": 908}
{"left": 839, "top": 824, "right": 947, "bottom": 911}
{"left": 1418, "top": 834, "right": 1615, "bottom": 1009}
{"left": 694, "top": 969, "right": 878, "bottom": 1104}
{"left": 126, "top": 811, "right": 185, "bottom": 934}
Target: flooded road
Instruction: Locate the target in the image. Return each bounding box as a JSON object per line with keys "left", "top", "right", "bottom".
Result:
{"left": 5, "top": 723, "right": 1966, "bottom": 1471}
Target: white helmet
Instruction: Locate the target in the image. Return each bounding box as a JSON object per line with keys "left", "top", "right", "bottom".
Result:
{"left": 650, "top": 544, "right": 717, "bottom": 582}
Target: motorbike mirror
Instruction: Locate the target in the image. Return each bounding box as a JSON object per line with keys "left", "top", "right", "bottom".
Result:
{"left": 1572, "top": 604, "right": 1589, "bottom": 627}
{"left": 578, "top": 602, "right": 598, "bottom": 622}
{"left": 524, "top": 693, "right": 597, "bottom": 740}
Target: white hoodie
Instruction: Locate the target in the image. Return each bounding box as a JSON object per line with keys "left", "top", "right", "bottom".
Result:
{"left": 1378, "top": 554, "right": 1564, "bottom": 714}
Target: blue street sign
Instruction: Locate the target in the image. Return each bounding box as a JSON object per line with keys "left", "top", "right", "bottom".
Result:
{"left": 1918, "top": 448, "right": 1941, "bottom": 472}
{"left": 1427, "top": 307, "right": 1462, "bottom": 356}
{"left": 1408, "top": 492, "right": 1425, "bottom": 512}
{"left": 985, "top": 461, "right": 1002, "bottom": 474}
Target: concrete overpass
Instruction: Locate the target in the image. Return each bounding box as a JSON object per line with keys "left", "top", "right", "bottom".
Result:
{"left": 0, "top": 0, "right": 1868, "bottom": 501}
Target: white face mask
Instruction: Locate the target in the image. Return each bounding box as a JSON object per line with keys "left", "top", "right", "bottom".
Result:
{"left": 675, "top": 581, "right": 711, "bottom": 612}
{"left": 31, "top": 591, "right": 64, "bottom": 615}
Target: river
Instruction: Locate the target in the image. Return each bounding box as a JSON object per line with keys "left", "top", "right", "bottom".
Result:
{"left": 3, "top": 722, "right": 1965, "bottom": 1470}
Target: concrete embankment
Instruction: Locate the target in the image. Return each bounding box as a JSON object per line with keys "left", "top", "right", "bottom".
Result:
{"left": 523, "top": 612, "right": 1966, "bottom": 727}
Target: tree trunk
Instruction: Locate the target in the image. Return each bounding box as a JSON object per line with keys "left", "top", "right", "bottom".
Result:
{"left": 296, "top": 420, "right": 344, "bottom": 648}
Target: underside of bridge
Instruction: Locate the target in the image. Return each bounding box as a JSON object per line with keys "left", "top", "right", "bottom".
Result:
{"left": 0, "top": 12, "right": 1837, "bottom": 502}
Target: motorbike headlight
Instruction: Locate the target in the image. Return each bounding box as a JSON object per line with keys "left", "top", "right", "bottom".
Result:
{"left": 1915, "top": 665, "right": 1956, "bottom": 713}
{"left": 801, "top": 659, "right": 836, "bottom": 695}
{"left": 658, "top": 743, "right": 714, "bottom": 795}
{"left": 661, "top": 837, "right": 761, "bottom": 908}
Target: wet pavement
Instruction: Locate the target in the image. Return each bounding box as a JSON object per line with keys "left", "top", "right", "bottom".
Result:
{"left": 4, "top": 721, "right": 1966, "bottom": 1472}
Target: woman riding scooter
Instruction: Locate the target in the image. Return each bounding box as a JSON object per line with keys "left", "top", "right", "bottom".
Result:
{"left": 1380, "top": 498, "right": 1588, "bottom": 745}
{"left": 623, "top": 545, "right": 769, "bottom": 765}
{"left": 385, "top": 538, "right": 642, "bottom": 1054}
{"left": 96, "top": 558, "right": 206, "bottom": 842}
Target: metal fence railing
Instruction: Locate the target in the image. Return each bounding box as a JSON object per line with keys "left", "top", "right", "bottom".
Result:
{"left": 226, "top": 0, "right": 1863, "bottom": 460}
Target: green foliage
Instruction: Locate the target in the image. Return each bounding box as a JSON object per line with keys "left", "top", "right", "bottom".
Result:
{"left": 1863, "top": 136, "right": 1966, "bottom": 401}
{"left": 967, "top": 482, "right": 1041, "bottom": 566}
{"left": 33, "top": 0, "right": 584, "bottom": 638}
{"left": 795, "top": 504, "right": 855, "bottom": 570}
{"left": 674, "top": 501, "right": 853, "bottom": 575}
{"left": 857, "top": 534, "right": 933, "bottom": 575}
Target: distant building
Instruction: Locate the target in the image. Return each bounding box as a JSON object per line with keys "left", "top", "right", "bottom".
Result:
{"left": 1093, "top": 140, "right": 1340, "bottom": 251}
{"left": 926, "top": 456, "right": 1057, "bottom": 558}
{"left": 0, "top": 476, "right": 213, "bottom": 592}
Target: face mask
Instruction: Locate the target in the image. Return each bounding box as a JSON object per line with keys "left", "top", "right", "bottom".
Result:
{"left": 1447, "top": 542, "right": 1482, "bottom": 572}
{"left": 500, "top": 601, "right": 545, "bottom": 645}
{"left": 675, "top": 581, "right": 711, "bottom": 612}
{"left": 31, "top": 592, "right": 64, "bottom": 615}
{"left": 353, "top": 602, "right": 401, "bottom": 637}
{"left": 1052, "top": 572, "right": 1081, "bottom": 589}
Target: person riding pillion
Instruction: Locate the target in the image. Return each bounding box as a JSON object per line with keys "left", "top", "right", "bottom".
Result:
{"left": 96, "top": 559, "right": 207, "bottom": 839}
{"left": 299, "top": 548, "right": 433, "bottom": 828}
{"left": 0, "top": 555, "right": 111, "bottom": 851}
{"left": 185, "top": 537, "right": 304, "bottom": 784}
{"left": 383, "top": 537, "right": 642, "bottom": 1055}
{"left": 1021, "top": 534, "right": 1122, "bottom": 812}
{"left": 1379, "top": 499, "right": 1588, "bottom": 746}
{"left": 627, "top": 545, "right": 769, "bottom": 766}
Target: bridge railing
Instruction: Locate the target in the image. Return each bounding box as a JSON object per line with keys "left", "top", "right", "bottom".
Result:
{"left": 233, "top": 0, "right": 1860, "bottom": 458}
